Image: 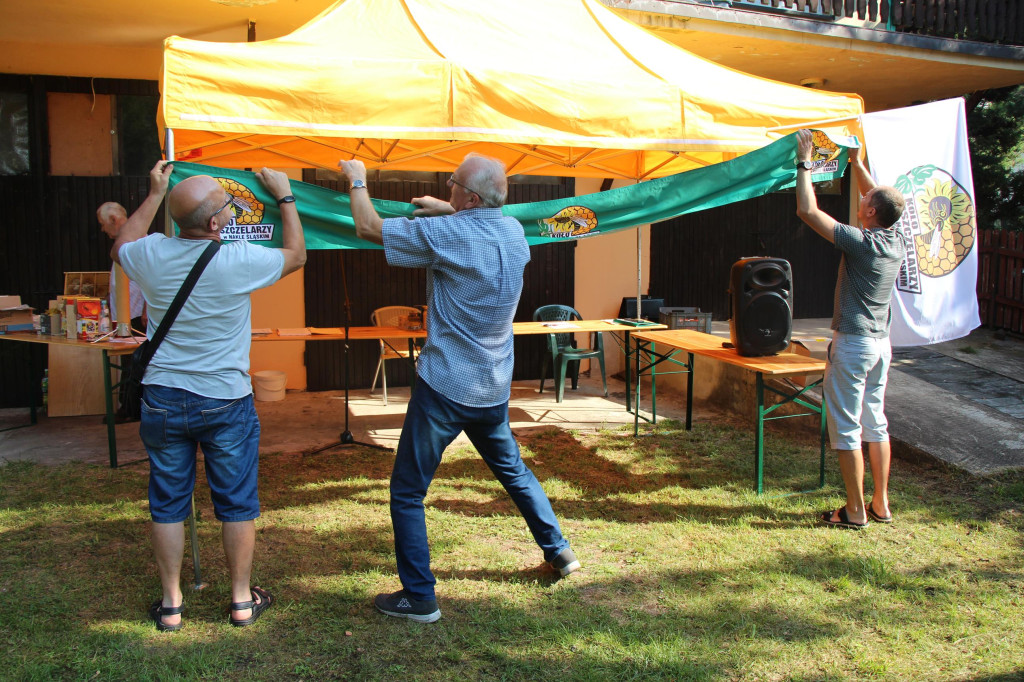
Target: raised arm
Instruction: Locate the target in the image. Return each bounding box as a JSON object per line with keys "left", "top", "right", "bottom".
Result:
{"left": 794, "top": 129, "right": 838, "bottom": 244}
{"left": 111, "top": 160, "right": 172, "bottom": 264}
{"left": 255, "top": 167, "right": 306, "bottom": 276}
{"left": 338, "top": 159, "right": 384, "bottom": 245}
{"left": 849, "top": 144, "right": 877, "bottom": 196}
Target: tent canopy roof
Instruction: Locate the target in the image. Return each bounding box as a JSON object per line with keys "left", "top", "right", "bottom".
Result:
{"left": 161, "top": 0, "right": 864, "bottom": 179}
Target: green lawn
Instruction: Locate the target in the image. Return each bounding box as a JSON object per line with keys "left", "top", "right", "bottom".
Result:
{"left": 2, "top": 419, "right": 1022, "bottom": 681}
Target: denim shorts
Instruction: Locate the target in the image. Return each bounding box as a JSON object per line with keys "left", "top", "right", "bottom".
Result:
{"left": 141, "top": 384, "right": 261, "bottom": 523}
{"left": 823, "top": 331, "right": 892, "bottom": 451}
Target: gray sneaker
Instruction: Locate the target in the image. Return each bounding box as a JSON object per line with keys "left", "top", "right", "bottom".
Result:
{"left": 374, "top": 589, "right": 441, "bottom": 623}
{"left": 550, "top": 547, "right": 581, "bottom": 576}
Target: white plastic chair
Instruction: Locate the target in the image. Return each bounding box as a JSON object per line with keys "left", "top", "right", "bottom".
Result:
{"left": 370, "top": 306, "right": 422, "bottom": 405}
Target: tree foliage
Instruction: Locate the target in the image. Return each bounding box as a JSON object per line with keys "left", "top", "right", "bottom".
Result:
{"left": 967, "top": 85, "right": 1024, "bottom": 231}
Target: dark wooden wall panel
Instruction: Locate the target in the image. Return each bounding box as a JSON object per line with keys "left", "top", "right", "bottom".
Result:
{"left": 300, "top": 175, "right": 576, "bottom": 391}
{"left": 1, "top": 175, "right": 165, "bottom": 407}
{"left": 649, "top": 181, "right": 849, "bottom": 321}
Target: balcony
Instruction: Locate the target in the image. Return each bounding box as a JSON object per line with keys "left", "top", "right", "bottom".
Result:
{"left": 727, "top": 0, "right": 1023, "bottom": 45}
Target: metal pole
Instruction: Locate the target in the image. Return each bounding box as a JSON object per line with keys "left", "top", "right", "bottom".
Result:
{"left": 635, "top": 225, "right": 642, "bottom": 319}
{"left": 164, "top": 129, "right": 175, "bottom": 237}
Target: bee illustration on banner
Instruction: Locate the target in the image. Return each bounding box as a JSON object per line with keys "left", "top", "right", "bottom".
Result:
{"left": 893, "top": 165, "right": 975, "bottom": 295}
{"left": 213, "top": 177, "right": 277, "bottom": 241}
{"left": 538, "top": 205, "right": 600, "bottom": 239}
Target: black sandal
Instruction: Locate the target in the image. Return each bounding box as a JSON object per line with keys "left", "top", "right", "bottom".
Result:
{"left": 149, "top": 599, "right": 184, "bottom": 632}
{"left": 819, "top": 507, "right": 868, "bottom": 530}
{"left": 229, "top": 586, "right": 273, "bottom": 627}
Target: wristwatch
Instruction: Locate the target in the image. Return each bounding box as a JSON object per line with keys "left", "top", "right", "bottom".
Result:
{"left": 276, "top": 195, "right": 296, "bottom": 205}
{"left": 350, "top": 179, "right": 367, "bottom": 190}
{"left": 795, "top": 160, "right": 814, "bottom": 171}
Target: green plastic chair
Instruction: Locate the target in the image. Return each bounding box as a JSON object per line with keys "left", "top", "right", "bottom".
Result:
{"left": 532, "top": 304, "right": 608, "bottom": 402}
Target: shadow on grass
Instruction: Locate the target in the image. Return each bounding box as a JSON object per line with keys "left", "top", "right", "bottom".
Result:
{"left": 3, "top": 447, "right": 1024, "bottom": 680}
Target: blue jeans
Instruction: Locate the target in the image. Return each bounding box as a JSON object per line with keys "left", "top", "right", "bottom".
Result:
{"left": 391, "top": 380, "right": 570, "bottom": 600}
{"left": 141, "top": 384, "right": 261, "bottom": 523}
{"left": 824, "top": 332, "right": 892, "bottom": 451}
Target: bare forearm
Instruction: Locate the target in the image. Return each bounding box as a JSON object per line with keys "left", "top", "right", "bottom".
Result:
{"left": 851, "top": 157, "right": 877, "bottom": 195}
{"left": 279, "top": 203, "right": 307, "bottom": 276}
{"left": 351, "top": 190, "right": 384, "bottom": 245}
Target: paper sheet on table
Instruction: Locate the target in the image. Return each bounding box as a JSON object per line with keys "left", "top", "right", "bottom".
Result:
{"left": 543, "top": 322, "right": 580, "bottom": 329}
{"left": 276, "top": 327, "right": 312, "bottom": 336}
{"left": 309, "top": 327, "right": 344, "bottom": 335}
{"left": 251, "top": 328, "right": 272, "bottom": 335}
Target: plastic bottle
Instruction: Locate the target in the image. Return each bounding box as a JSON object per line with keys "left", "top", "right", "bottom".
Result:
{"left": 99, "top": 300, "right": 112, "bottom": 334}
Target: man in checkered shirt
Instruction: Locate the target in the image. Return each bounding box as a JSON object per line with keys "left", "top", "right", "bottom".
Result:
{"left": 340, "top": 153, "right": 579, "bottom": 623}
{"left": 795, "top": 129, "right": 906, "bottom": 531}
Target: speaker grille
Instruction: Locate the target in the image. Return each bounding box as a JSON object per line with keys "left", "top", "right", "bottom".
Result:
{"left": 729, "top": 257, "right": 793, "bottom": 356}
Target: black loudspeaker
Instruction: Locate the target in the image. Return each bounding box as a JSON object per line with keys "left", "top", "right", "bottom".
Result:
{"left": 728, "top": 257, "right": 793, "bottom": 357}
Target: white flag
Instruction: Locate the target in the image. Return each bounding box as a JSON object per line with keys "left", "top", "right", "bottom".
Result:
{"left": 862, "top": 98, "right": 980, "bottom": 346}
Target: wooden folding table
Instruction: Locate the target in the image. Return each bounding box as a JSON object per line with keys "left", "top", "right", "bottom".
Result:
{"left": 630, "top": 329, "right": 828, "bottom": 494}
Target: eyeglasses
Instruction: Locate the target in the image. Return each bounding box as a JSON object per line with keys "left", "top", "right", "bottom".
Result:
{"left": 447, "top": 174, "right": 481, "bottom": 197}
{"left": 210, "top": 195, "right": 235, "bottom": 222}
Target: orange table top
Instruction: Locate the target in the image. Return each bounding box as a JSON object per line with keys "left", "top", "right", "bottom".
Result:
{"left": 251, "top": 320, "right": 666, "bottom": 341}
{"left": 512, "top": 320, "right": 666, "bottom": 335}
{"left": 0, "top": 330, "right": 141, "bottom": 355}
{"left": 632, "top": 329, "right": 825, "bottom": 377}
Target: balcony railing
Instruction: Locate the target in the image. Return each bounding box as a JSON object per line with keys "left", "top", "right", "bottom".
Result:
{"left": 729, "top": 0, "right": 1023, "bottom": 46}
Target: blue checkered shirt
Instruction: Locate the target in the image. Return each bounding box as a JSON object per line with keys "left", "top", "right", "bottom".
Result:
{"left": 382, "top": 208, "right": 530, "bottom": 407}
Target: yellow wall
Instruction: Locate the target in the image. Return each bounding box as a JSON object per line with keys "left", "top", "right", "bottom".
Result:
{"left": 250, "top": 268, "right": 306, "bottom": 390}
{"left": 1, "top": 41, "right": 162, "bottom": 81}
{"left": 248, "top": 167, "right": 307, "bottom": 390}
{"left": 573, "top": 177, "right": 650, "bottom": 377}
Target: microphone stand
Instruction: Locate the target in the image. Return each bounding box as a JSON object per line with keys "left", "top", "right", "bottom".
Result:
{"left": 308, "top": 252, "right": 391, "bottom": 454}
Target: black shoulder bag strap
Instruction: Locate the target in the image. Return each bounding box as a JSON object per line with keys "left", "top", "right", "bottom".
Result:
{"left": 139, "top": 240, "right": 221, "bottom": 365}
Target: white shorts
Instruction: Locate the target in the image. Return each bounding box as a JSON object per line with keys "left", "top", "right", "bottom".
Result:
{"left": 823, "top": 331, "right": 892, "bottom": 451}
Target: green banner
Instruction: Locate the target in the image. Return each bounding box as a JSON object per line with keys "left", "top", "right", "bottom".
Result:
{"left": 167, "top": 131, "right": 852, "bottom": 250}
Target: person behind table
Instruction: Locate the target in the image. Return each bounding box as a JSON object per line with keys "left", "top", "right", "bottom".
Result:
{"left": 794, "top": 129, "right": 906, "bottom": 530}
{"left": 339, "top": 153, "right": 580, "bottom": 623}
{"left": 113, "top": 160, "right": 306, "bottom": 630}
{"left": 97, "top": 201, "right": 148, "bottom": 423}
{"left": 97, "top": 202, "right": 147, "bottom": 333}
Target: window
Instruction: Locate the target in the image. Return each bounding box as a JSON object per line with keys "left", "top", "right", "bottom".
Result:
{"left": 0, "top": 90, "right": 30, "bottom": 175}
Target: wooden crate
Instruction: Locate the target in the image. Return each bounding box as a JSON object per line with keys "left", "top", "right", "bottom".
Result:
{"left": 64, "top": 271, "right": 110, "bottom": 299}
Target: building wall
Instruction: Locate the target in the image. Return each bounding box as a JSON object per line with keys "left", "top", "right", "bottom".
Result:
{"left": 574, "top": 177, "right": 651, "bottom": 377}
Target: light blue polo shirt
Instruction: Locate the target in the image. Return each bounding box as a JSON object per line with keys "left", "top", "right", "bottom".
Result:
{"left": 383, "top": 208, "right": 530, "bottom": 407}
{"left": 118, "top": 235, "right": 284, "bottom": 399}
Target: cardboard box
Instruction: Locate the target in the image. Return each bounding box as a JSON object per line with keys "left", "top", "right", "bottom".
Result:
{"left": 789, "top": 336, "right": 829, "bottom": 387}
{"left": 0, "top": 323, "right": 35, "bottom": 334}
{"left": 75, "top": 297, "right": 102, "bottom": 339}
{"left": 1, "top": 295, "right": 34, "bottom": 326}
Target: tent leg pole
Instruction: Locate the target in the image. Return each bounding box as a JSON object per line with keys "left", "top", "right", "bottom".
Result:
{"left": 164, "top": 128, "right": 175, "bottom": 237}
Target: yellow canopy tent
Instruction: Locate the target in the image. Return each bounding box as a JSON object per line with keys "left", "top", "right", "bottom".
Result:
{"left": 160, "top": 0, "right": 864, "bottom": 180}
